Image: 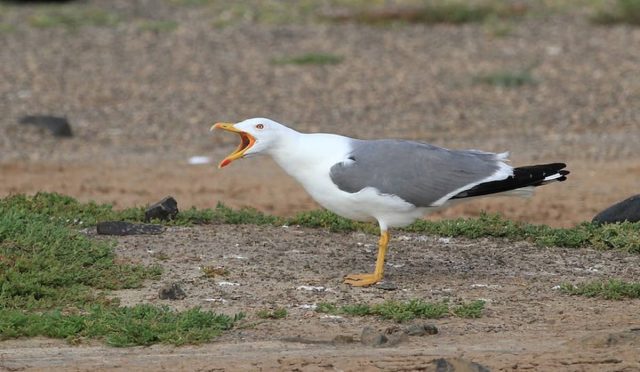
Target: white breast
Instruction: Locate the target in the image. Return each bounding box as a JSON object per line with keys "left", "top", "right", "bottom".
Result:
{"left": 269, "top": 134, "right": 425, "bottom": 229}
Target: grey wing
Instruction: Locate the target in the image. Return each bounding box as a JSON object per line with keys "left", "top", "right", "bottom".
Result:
{"left": 329, "top": 139, "right": 509, "bottom": 207}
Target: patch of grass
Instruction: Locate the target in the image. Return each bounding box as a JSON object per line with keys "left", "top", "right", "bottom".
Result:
{"left": 483, "top": 14, "right": 513, "bottom": 37}
{"left": 167, "top": 0, "right": 215, "bottom": 5}
{"left": 287, "top": 208, "right": 370, "bottom": 232}
{"left": 473, "top": 69, "right": 536, "bottom": 87}
{"left": 325, "top": 1, "right": 527, "bottom": 25}
{"left": 316, "top": 299, "right": 484, "bottom": 322}
{"left": 0, "top": 195, "right": 160, "bottom": 310}
{"left": 0, "top": 193, "right": 242, "bottom": 346}
{"left": 8, "top": 194, "right": 640, "bottom": 253}
{"left": 201, "top": 265, "right": 228, "bottom": 278}
{"left": 561, "top": 279, "right": 640, "bottom": 300}
{"left": 0, "top": 305, "right": 244, "bottom": 347}
{"left": 256, "top": 307, "right": 287, "bottom": 319}
{"left": 404, "top": 212, "right": 640, "bottom": 253}
{"left": 210, "top": 202, "right": 280, "bottom": 225}
{"left": 29, "top": 7, "right": 120, "bottom": 30}
{"left": 452, "top": 300, "right": 486, "bottom": 318}
{"left": 138, "top": 19, "right": 178, "bottom": 32}
{"left": 592, "top": 0, "right": 640, "bottom": 25}
{"left": 271, "top": 53, "right": 344, "bottom": 66}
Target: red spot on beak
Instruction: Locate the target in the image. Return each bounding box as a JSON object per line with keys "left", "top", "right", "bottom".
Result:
{"left": 220, "top": 159, "right": 231, "bottom": 168}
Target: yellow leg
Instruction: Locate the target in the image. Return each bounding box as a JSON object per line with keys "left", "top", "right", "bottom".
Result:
{"left": 344, "top": 230, "right": 389, "bottom": 287}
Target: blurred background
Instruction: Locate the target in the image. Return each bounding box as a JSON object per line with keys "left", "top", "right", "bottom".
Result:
{"left": 0, "top": 0, "right": 638, "bottom": 227}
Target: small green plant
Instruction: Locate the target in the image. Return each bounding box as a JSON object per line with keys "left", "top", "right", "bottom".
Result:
{"left": 483, "top": 14, "right": 513, "bottom": 37}
{"left": 325, "top": 1, "right": 527, "bottom": 25}
{"left": 138, "top": 19, "right": 178, "bottom": 32}
{"left": 473, "top": 69, "right": 536, "bottom": 87}
{"left": 256, "top": 307, "right": 287, "bottom": 319}
{"left": 29, "top": 7, "right": 120, "bottom": 30}
{"left": 592, "top": 0, "right": 640, "bottom": 25}
{"left": 316, "top": 299, "right": 484, "bottom": 322}
{"left": 561, "top": 279, "right": 640, "bottom": 300}
{"left": 271, "top": 53, "right": 343, "bottom": 66}
{"left": 167, "top": 0, "right": 214, "bottom": 6}
{"left": 201, "top": 265, "right": 228, "bottom": 278}
{"left": 452, "top": 300, "right": 486, "bottom": 318}
{"left": 0, "top": 305, "right": 244, "bottom": 346}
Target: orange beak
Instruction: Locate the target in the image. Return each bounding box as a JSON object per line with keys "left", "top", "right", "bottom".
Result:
{"left": 211, "top": 122, "right": 256, "bottom": 168}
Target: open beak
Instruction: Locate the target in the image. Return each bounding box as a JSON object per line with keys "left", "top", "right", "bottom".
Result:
{"left": 211, "top": 122, "right": 256, "bottom": 168}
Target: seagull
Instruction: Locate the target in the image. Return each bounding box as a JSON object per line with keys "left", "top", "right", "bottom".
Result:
{"left": 212, "top": 118, "right": 569, "bottom": 287}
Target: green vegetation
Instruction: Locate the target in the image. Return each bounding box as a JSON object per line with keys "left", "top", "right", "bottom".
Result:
{"left": 316, "top": 299, "right": 485, "bottom": 322}
{"left": 561, "top": 279, "right": 640, "bottom": 300}
{"left": 29, "top": 7, "right": 120, "bottom": 29}
{"left": 256, "top": 307, "right": 288, "bottom": 319}
{"left": 6, "top": 193, "right": 640, "bottom": 253}
{"left": 271, "top": 53, "right": 344, "bottom": 66}
{"left": 201, "top": 265, "right": 229, "bottom": 278}
{"left": 0, "top": 193, "right": 242, "bottom": 346}
{"left": 473, "top": 68, "right": 536, "bottom": 87}
{"left": 592, "top": 0, "right": 640, "bottom": 25}
{"left": 3, "top": 192, "right": 638, "bottom": 344}
{"left": 326, "top": 1, "right": 526, "bottom": 25}
{"left": 138, "top": 19, "right": 178, "bottom": 32}
{"left": 1, "top": 305, "right": 243, "bottom": 347}
{"left": 0, "top": 194, "right": 160, "bottom": 310}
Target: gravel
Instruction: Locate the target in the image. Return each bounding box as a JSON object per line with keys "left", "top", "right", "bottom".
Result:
{"left": 1, "top": 1, "right": 639, "bottom": 165}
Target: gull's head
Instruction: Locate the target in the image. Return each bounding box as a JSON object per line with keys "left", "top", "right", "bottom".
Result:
{"left": 211, "top": 118, "right": 290, "bottom": 168}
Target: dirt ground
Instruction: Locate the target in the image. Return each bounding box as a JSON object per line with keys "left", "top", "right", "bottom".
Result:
{"left": 2, "top": 0, "right": 640, "bottom": 370}
{"left": 2, "top": 225, "right": 640, "bottom": 371}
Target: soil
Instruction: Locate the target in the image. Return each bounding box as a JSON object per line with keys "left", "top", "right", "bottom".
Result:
{"left": 2, "top": 1, "right": 640, "bottom": 370}
{"left": 3, "top": 225, "right": 640, "bottom": 371}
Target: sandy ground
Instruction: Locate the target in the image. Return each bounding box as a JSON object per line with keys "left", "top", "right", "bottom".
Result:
{"left": 2, "top": 0, "right": 640, "bottom": 370}
{"left": 2, "top": 225, "right": 640, "bottom": 371}
{"left": 1, "top": 1, "right": 639, "bottom": 227}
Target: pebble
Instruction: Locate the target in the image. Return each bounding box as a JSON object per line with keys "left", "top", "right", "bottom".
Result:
{"left": 96, "top": 221, "right": 164, "bottom": 236}
{"left": 145, "top": 196, "right": 179, "bottom": 222}
{"left": 158, "top": 282, "right": 186, "bottom": 300}
{"left": 19, "top": 115, "right": 73, "bottom": 138}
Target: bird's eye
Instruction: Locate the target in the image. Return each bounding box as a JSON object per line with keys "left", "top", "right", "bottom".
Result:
{"left": 256, "top": 124, "right": 264, "bottom": 129}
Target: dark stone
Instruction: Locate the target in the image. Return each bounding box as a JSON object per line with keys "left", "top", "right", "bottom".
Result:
{"left": 432, "top": 358, "right": 491, "bottom": 372}
{"left": 361, "top": 326, "right": 388, "bottom": 347}
{"left": 592, "top": 194, "right": 640, "bottom": 224}
{"left": 96, "top": 221, "right": 164, "bottom": 236}
{"left": 405, "top": 323, "right": 439, "bottom": 336}
{"left": 145, "top": 196, "right": 178, "bottom": 222}
{"left": 19, "top": 115, "right": 73, "bottom": 137}
{"left": 158, "top": 282, "right": 186, "bottom": 300}
{"left": 383, "top": 325, "right": 408, "bottom": 345}
{"left": 376, "top": 281, "right": 398, "bottom": 291}
{"left": 361, "top": 326, "right": 406, "bottom": 347}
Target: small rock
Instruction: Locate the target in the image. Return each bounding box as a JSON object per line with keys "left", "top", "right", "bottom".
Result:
{"left": 592, "top": 194, "right": 640, "bottom": 224}
{"left": 361, "top": 326, "right": 388, "bottom": 347}
{"left": 361, "top": 326, "right": 406, "bottom": 347}
{"left": 158, "top": 282, "right": 186, "bottom": 300}
{"left": 405, "top": 323, "right": 439, "bottom": 336}
{"left": 96, "top": 221, "right": 164, "bottom": 236}
{"left": 432, "top": 358, "right": 491, "bottom": 372}
{"left": 376, "top": 281, "right": 398, "bottom": 291}
{"left": 383, "top": 325, "right": 408, "bottom": 345}
{"left": 19, "top": 115, "right": 73, "bottom": 137}
{"left": 145, "top": 196, "right": 178, "bottom": 222}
